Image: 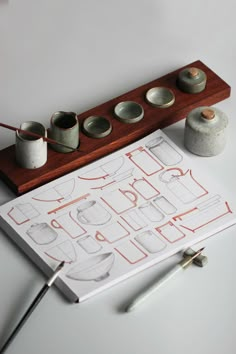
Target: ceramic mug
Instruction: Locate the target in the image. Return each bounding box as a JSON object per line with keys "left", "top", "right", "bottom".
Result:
{"left": 49, "top": 111, "right": 79, "bottom": 153}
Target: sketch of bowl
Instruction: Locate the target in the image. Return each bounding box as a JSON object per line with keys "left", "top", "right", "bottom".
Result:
{"left": 101, "top": 156, "right": 125, "bottom": 175}
{"left": 66, "top": 253, "right": 115, "bottom": 282}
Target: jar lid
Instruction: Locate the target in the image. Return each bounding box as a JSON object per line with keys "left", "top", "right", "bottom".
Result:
{"left": 177, "top": 67, "right": 207, "bottom": 93}
{"left": 186, "top": 106, "right": 228, "bottom": 133}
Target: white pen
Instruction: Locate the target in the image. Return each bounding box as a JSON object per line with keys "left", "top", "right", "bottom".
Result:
{"left": 125, "top": 247, "right": 205, "bottom": 313}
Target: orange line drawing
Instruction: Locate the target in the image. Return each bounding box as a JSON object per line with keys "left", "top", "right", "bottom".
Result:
{"left": 48, "top": 193, "right": 90, "bottom": 214}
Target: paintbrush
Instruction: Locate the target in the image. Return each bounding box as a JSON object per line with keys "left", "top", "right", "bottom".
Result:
{"left": 0, "top": 261, "right": 65, "bottom": 354}
{"left": 0, "top": 122, "right": 79, "bottom": 152}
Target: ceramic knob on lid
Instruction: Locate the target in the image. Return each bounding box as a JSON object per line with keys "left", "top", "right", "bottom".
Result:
{"left": 184, "top": 106, "right": 228, "bottom": 156}
{"left": 177, "top": 67, "right": 207, "bottom": 93}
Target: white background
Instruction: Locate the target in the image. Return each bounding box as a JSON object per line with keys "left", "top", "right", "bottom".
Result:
{"left": 0, "top": 1, "right": 235, "bottom": 354}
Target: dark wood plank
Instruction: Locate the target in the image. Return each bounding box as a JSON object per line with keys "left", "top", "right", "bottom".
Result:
{"left": 0, "top": 60, "right": 231, "bottom": 195}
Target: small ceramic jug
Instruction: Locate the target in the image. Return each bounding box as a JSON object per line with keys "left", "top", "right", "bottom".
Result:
{"left": 184, "top": 106, "right": 228, "bottom": 156}
{"left": 49, "top": 111, "right": 79, "bottom": 153}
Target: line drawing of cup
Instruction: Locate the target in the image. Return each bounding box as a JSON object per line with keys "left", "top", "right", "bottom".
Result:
{"left": 101, "top": 189, "right": 137, "bottom": 214}
{"left": 126, "top": 147, "right": 163, "bottom": 176}
{"left": 153, "top": 196, "right": 177, "bottom": 215}
{"left": 146, "top": 136, "right": 183, "bottom": 165}
{"left": 77, "top": 235, "right": 102, "bottom": 254}
{"left": 51, "top": 211, "right": 86, "bottom": 238}
{"left": 134, "top": 230, "right": 167, "bottom": 253}
{"left": 7, "top": 203, "right": 40, "bottom": 225}
{"left": 77, "top": 200, "right": 111, "bottom": 225}
{"left": 26, "top": 223, "right": 58, "bottom": 245}
{"left": 129, "top": 178, "right": 160, "bottom": 200}
{"left": 138, "top": 202, "right": 164, "bottom": 222}
{"left": 121, "top": 209, "right": 147, "bottom": 231}
{"left": 114, "top": 240, "right": 147, "bottom": 264}
{"left": 45, "top": 240, "right": 77, "bottom": 263}
{"left": 95, "top": 221, "right": 130, "bottom": 244}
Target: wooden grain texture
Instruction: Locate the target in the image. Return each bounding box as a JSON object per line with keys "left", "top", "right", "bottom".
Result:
{"left": 0, "top": 60, "right": 231, "bottom": 195}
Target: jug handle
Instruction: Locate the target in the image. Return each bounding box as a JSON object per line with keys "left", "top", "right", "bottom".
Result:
{"left": 51, "top": 219, "right": 61, "bottom": 229}
{"left": 120, "top": 189, "right": 138, "bottom": 204}
{"left": 95, "top": 231, "right": 106, "bottom": 242}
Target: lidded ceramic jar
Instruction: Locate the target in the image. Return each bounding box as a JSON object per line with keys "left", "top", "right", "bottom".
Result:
{"left": 177, "top": 67, "right": 207, "bottom": 93}
{"left": 184, "top": 106, "right": 228, "bottom": 156}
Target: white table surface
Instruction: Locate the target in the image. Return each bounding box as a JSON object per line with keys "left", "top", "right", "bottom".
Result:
{"left": 0, "top": 1, "right": 235, "bottom": 353}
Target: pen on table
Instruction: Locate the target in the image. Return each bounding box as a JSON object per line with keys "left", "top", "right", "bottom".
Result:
{"left": 125, "top": 247, "right": 205, "bottom": 313}
{"left": 0, "top": 261, "right": 65, "bottom": 354}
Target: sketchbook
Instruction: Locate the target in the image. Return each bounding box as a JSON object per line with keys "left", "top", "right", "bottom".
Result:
{"left": 0, "top": 130, "right": 235, "bottom": 302}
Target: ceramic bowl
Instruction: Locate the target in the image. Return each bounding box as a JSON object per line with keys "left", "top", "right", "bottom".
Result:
{"left": 146, "top": 87, "right": 175, "bottom": 108}
{"left": 114, "top": 101, "right": 144, "bottom": 123}
{"left": 66, "top": 253, "right": 115, "bottom": 281}
{"left": 82, "top": 116, "right": 112, "bottom": 138}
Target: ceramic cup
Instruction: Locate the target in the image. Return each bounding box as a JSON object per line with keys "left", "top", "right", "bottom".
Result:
{"left": 49, "top": 111, "right": 79, "bottom": 153}
{"left": 15, "top": 121, "right": 47, "bottom": 169}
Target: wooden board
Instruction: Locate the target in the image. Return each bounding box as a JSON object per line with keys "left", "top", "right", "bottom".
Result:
{"left": 0, "top": 60, "right": 231, "bottom": 195}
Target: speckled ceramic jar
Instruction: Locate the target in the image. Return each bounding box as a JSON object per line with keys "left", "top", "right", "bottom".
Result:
{"left": 16, "top": 121, "right": 47, "bottom": 169}
{"left": 177, "top": 67, "right": 207, "bottom": 93}
{"left": 184, "top": 106, "right": 228, "bottom": 156}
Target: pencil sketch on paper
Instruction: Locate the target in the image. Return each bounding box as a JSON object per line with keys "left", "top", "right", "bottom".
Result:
{"left": 126, "top": 147, "right": 163, "bottom": 175}
{"left": 145, "top": 136, "right": 183, "bottom": 165}
{"left": 45, "top": 240, "right": 77, "bottom": 263}
{"left": 66, "top": 253, "right": 115, "bottom": 282}
{"left": 7, "top": 203, "right": 40, "bottom": 225}
{"left": 134, "top": 230, "right": 167, "bottom": 254}
{"left": 26, "top": 223, "right": 58, "bottom": 245}
{"left": 155, "top": 221, "right": 186, "bottom": 243}
{"left": 95, "top": 220, "right": 130, "bottom": 244}
{"left": 50, "top": 211, "right": 86, "bottom": 238}
{"left": 173, "top": 195, "right": 233, "bottom": 232}
{"left": 32, "top": 178, "right": 75, "bottom": 203}
{"left": 0, "top": 129, "right": 235, "bottom": 303}
{"left": 159, "top": 168, "right": 208, "bottom": 203}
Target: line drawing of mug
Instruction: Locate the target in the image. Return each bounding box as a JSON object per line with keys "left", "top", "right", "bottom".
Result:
{"left": 138, "top": 202, "right": 164, "bottom": 222}
{"left": 95, "top": 221, "right": 130, "bottom": 244}
{"left": 155, "top": 222, "right": 185, "bottom": 243}
{"left": 153, "top": 196, "right": 177, "bottom": 215}
{"left": 126, "top": 147, "right": 163, "bottom": 175}
{"left": 7, "top": 203, "right": 40, "bottom": 225}
{"left": 121, "top": 209, "right": 147, "bottom": 231}
{"left": 101, "top": 189, "right": 138, "bottom": 214}
{"left": 134, "top": 230, "right": 167, "bottom": 253}
{"left": 129, "top": 178, "right": 160, "bottom": 200}
{"left": 114, "top": 240, "right": 147, "bottom": 264}
{"left": 77, "top": 200, "right": 111, "bottom": 225}
{"left": 77, "top": 235, "right": 102, "bottom": 254}
{"left": 51, "top": 211, "right": 86, "bottom": 238}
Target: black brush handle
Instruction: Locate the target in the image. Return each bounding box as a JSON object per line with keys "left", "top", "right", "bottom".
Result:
{"left": 0, "top": 284, "right": 49, "bottom": 354}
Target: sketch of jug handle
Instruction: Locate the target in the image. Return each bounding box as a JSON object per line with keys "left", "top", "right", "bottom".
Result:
{"left": 95, "top": 231, "right": 106, "bottom": 242}
{"left": 51, "top": 219, "right": 62, "bottom": 229}
{"left": 120, "top": 189, "right": 138, "bottom": 204}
